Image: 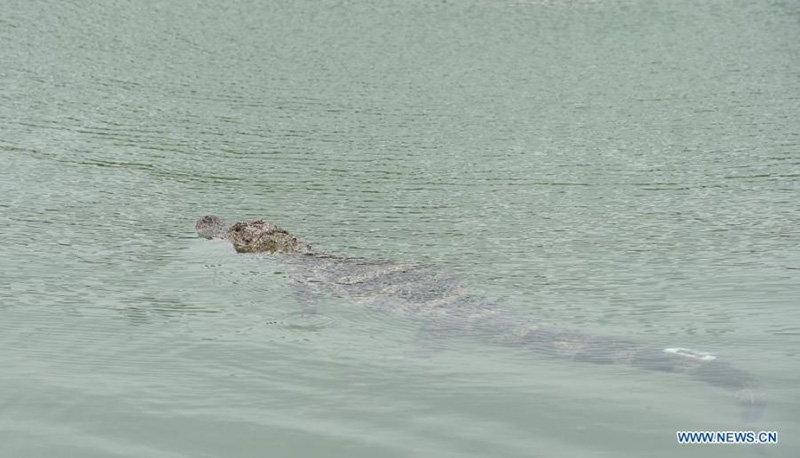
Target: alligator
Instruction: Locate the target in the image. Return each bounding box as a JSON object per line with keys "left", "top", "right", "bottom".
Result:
{"left": 196, "top": 215, "right": 765, "bottom": 423}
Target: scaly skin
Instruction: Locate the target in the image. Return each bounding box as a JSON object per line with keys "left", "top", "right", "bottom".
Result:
{"left": 196, "top": 215, "right": 765, "bottom": 423}
{"left": 196, "top": 215, "right": 311, "bottom": 254}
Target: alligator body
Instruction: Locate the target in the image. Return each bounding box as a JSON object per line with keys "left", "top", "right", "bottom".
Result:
{"left": 196, "top": 215, "right": 765, "bottom": 422}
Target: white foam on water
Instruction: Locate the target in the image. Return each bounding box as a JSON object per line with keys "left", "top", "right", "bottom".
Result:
{"left": 663, "top": 347, "right": 717, "bottom": 361}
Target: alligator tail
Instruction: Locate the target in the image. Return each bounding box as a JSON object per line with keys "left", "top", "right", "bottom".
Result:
{"left": 628, "top": 346, "right": 766, "bottom": 425}
{"left": 488, "top": 320, "right": 767, "bottom": 425}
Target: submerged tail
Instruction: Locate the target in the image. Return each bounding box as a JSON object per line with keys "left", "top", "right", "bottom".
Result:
{"left": 647, "top": 347, "right": 766, "bottom": 425}
{"left": 478, "top": 317, "right": 766, "bottom": 424}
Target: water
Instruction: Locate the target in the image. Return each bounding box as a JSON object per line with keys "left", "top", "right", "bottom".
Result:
{"left": 1, "top": 0, "right": 799, "bottom": 456}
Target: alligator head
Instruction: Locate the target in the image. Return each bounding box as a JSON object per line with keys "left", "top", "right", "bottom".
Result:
{"left": 195, "top": 215, "right": 230, "bottom": 239}
{"left": 196, "top": 215, "right": 306, "bottom": 254}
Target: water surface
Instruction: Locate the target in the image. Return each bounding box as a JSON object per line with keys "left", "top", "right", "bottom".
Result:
{"left": 1, "top": 0, "right": 799, "bottom": 456}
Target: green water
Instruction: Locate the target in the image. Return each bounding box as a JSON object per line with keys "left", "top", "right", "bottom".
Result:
{"left": 1, "top": 0, "right": 799, "bottom": 456}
